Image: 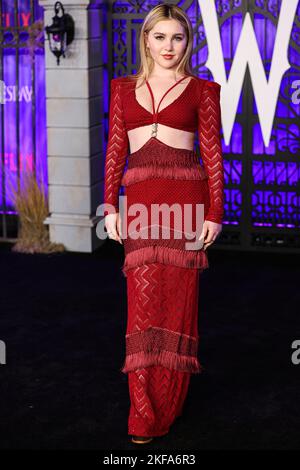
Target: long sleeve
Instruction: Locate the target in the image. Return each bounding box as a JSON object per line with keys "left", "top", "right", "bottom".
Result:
{"left": 197, "top": 80, "right": 225, "bottom": 224}
{"left": 103, "top": 78, "right": 129, "bottom": 216}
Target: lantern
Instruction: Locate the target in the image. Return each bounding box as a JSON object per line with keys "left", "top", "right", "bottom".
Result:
{"left": 45, "top": 2, "right": 74, "bottom": 65}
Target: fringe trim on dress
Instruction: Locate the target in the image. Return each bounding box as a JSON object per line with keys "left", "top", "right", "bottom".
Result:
{"left": 121, "top": 165, "right": 208, "bottom": 187}
{"left": 121, "top": 350, "right": 203, "bottom": 374}
{"left": 122, "top": 245, "right": 209, "bottom": 277}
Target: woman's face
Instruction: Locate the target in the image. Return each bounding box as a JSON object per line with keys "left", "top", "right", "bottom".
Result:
{"left": 145, "top": 19, "right": 187, "bottom": 71}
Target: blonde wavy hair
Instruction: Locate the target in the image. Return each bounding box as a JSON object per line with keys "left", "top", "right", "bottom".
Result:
{"left": 125, "top": 3, "right": 197, "bottom": 91}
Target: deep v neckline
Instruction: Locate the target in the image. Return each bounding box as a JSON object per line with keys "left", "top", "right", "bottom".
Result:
{"left": 134, "top": 75, "right": 193, "bottom": 117}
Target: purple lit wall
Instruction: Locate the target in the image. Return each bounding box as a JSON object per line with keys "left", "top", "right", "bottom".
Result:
{"left": 1, "top": 1, "right": 299, "bottom": 247}
{"left": 0, "top": 0, "right": 47, "bottom": 214}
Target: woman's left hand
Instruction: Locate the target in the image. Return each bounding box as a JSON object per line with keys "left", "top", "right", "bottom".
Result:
{"left": 199, "top": 220, "right": 222, "bottom": 251}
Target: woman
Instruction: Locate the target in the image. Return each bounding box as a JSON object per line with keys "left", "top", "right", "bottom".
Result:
{"left": 103, "top": 4, "right": 224, "bottom": 444}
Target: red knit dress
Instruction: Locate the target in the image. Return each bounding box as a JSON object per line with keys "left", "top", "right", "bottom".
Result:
{"left": 103, "top": 74, "right": 224, "bottom": 437}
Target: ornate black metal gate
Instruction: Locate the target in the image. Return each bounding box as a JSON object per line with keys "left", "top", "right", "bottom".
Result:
{"left": 106, "top": 0, "right": 300, "bottom": 254}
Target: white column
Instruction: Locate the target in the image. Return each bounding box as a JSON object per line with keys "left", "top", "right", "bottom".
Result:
{"left": 39, "top": 0, "right": 104, "bottom": 252}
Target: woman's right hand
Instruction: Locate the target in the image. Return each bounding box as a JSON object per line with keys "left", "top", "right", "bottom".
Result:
{"left": 104, "top": 213, "right": 123, "bottom": 244}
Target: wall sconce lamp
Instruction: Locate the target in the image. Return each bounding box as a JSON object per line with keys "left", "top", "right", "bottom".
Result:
{"left": 45, "top": 1, "right": 75, "bottom": 65}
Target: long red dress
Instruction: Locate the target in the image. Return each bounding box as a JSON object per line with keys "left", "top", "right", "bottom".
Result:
{"left": 103, "top": 74, "right": 224, "bottom": 437}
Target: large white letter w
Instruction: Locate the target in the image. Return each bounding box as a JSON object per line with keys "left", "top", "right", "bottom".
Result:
{"left": 199, "top": 0, "right": 298, "bottom": 147}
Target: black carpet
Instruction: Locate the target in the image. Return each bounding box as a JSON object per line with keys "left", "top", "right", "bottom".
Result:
{"left": 0, "top": 240, "right": 300, "bottom": 450}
